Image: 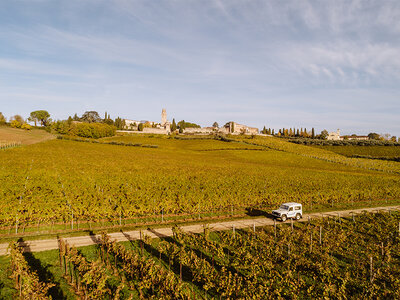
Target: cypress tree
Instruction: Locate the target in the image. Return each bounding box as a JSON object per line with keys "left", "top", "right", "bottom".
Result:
{"left": 312, "top": 127, "right": 315, "bottom": 139}
{"left": 272, "top": 129, "right": 275, "bottom": 135}
{"left": 171, "top": 118, "right": 177, "bottom": 132}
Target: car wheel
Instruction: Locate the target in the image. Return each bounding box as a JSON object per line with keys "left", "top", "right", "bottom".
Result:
{"left": 281, "top": 215, "right": 287, "bottom": 222}
{"left": 295, "top": 213, "right": 301, "bottom": 220}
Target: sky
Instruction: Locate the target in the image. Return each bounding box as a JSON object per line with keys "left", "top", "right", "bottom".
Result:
{"left": 0, "top": 0, "right": 399, "bottom": 136}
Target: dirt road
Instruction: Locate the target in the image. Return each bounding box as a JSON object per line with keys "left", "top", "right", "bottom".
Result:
{"left": 0, "top": 205, "right": 398, "bottom": 256}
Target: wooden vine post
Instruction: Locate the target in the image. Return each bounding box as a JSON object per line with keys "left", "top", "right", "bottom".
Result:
{"left": 370, "top": 256, "right": 373, "bottom": 283}
{"left": 319, "top": 226, "right": 322, "bottom": 245}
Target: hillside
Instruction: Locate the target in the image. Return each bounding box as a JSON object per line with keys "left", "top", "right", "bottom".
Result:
{"left": 0, "top": 134, "right": 399, "bottom": 238}
{"left": 0, "top": 126, "right": 54, "bottom": 145}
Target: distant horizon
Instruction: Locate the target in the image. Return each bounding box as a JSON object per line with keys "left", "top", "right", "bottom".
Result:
{"left": 1, "top": 1, "right": 399, "bottom": 137}
{"left": 1, "top": 108, "right": 393, "bottom": 137}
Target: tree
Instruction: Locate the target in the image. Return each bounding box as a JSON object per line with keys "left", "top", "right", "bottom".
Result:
{"left": 114, "top": 117, "right": 125, "bottom": 130}
{"left": 72, "top": 113, "right": 80, "bottom": 121}
{"left": 138, "top": 123, "right": 144, "bottom": 131}
{"left": 171, "top": 119, "right": 177, "bottom": 132}
{"left": 320, "top": 130, "right": 329, "bottom": 140}
{"left": 0, "top": 112, "right": 6, "bottom": 125}
{"left": 262, "top": 126, "right": 267, "bottom": 134}
{"left": 311, "top": 128, "right": 315, "bottom": 139}
{"left": 81, "top": 111, "right": 101, "bottom": 123}
{"left": 11, "top": 115, "right": 24, "bottom": 124}
{"left": 368, "top": 133, "right": 380, "bottom": 140}
{"left": 272, "top": 129, "right": 275, "bottom": 135}
{"left": 212, "top": 122, "right": 219, "bottom": 128}
{"left": 390, "top": 136, "right": 397, "bottom": 142}
{"left": 29, "top": 110, "right": 50, "bottom": 126}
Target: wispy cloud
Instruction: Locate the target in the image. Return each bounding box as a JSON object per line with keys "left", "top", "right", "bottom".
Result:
{"left": 0, "top": 0, "right": 399, "bottom": 135}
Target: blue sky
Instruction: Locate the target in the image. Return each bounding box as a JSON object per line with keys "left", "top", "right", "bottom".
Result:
{"left": 0, "top": 0, "right": 399, "bottom": 136}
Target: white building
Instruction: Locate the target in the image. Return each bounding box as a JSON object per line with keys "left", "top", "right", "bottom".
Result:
{"left": 327, "top": 129, "right": 342, "bottom": 141}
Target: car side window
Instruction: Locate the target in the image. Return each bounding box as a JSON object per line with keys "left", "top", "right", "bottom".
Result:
{"left": 295, "top": 206, "right": 300, "bottom": 210}
{"left": 289, "top": 207, "right": 293, "bottom": 211}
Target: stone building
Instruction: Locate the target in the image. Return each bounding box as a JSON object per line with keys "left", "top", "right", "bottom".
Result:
{"left": 219, "top": 122, "right": 259, "bottom": 135}
{"left": 183, "top": 127, "right": 215, "bottom": 134}
{"left": 327, "top": 129, "right": 342, "bottom": 141}
{"left": 123, "top": 109, "right": 170, "bottom": 133}
{"left": 327, "top": 129, "right": 369, "bottom": 141}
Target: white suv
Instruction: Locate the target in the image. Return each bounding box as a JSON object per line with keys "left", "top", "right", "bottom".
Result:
{"left": 272, "top": 203, "right": 302, "bottom": 222}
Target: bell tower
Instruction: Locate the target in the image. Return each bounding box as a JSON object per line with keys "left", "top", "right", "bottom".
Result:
{"left": 161, "top": 109, "right": 167, "bottom": 126}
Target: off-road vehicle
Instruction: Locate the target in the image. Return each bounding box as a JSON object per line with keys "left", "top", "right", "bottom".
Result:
{"left": 272, "top": 202, "right": 302, "bottom": 222}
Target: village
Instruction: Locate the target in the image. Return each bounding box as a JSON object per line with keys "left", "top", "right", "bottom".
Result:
{"left": 121, "top": 109, "right": 373, "bottom": 141}
{"left": 122, "top": 109, "right": 259, "bottom": 135}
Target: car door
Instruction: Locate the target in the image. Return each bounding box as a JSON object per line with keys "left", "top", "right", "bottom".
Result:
{"left": 288, "top": 207, "right": 295, "bottom": 218}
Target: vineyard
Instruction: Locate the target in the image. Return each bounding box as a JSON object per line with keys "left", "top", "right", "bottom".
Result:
{"left": 232, "top": 135, "right": 400, "bottom": 174}
{"left": 0, "top": 135, "right": 400, "bottom": 237}
{"left": 0, "top": 141, "right": 21, "bottom": 150}
{"left": 1, "top": 211, "right": 400, "bottom": 299}
{"left": 312, "top": 145, "right": 400, "bottom": 159}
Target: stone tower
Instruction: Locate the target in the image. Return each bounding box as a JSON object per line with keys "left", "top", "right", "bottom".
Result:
{"left": 161, "top": 109, "right": 167, "bottom": 126}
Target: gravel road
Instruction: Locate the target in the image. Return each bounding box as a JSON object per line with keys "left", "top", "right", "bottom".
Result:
{"left": 0, "top": 205, "right": 398, "bottom": 256}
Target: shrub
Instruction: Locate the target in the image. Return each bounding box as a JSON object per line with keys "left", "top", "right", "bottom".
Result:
{"left": 68, "top": 122, "right": 116, "bottom": 139}
{"left": 10, "top": 120, "right": 21, "bottom": 128}
{"left": 21, "top": 123, "right": 32, "bottom": 130}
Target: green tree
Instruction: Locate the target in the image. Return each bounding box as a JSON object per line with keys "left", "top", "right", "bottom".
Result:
{"left": 262, "top": 126, "right": 266, "bottom": 134}
{"left": 212, "top": 122, "right": 219, "bottom": 128}
{"left": 311, "top": 128, "right": 315, "bottom": 139}
{"left": 320, "top": 130, "right": 329, "bottom": 140}
{"left": 72, "top": 113, "right": 80, "bottom": 121}
{"left": 171, "top": 119, "right": 177, "bottom": 132}
{"left": 368, "top": 133, "right": 380, "bottom": 140}
{"left": 138, "top": 123, "right": 144, "bottom": 131}
{"left": 272, "top": 129, "right": 274, "bottom": 135}
{"left": 28, "top": 110, "right": 50, "bottom": 126}
{"left": 0, "top": 112, "right": 6, "bottom": 125}
{"left": 81, "top": 111, "right": 101, "bottom": 123}
{"left": 67, "top": 116, "right": 73, "bottom": 126}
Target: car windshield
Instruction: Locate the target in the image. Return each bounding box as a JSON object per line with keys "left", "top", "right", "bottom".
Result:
{"left": 279, "top": 205, "right": 289, "bottom": 210}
